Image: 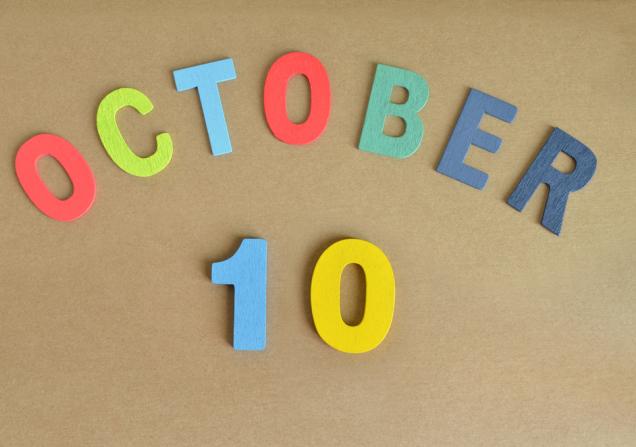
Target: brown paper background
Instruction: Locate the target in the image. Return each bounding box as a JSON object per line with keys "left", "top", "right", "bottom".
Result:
{"left": 1, "top": 1, "right": 635, "bottom": 445}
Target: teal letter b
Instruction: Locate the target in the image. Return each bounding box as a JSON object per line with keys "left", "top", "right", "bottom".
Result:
{"left": 358, "top": 64, "right": 429, "bottom": 159}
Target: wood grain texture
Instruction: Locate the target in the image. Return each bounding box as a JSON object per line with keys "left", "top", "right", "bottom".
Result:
{"left": 508, "top": 127, "right": 597, "bottom": 235}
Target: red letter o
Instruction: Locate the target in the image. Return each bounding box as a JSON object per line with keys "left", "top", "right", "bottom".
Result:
{"left": 263, "top": 51, "right": 331, "bottom": 145}
{"left": 15, "top": 133, "right": 96, "bottom": 221}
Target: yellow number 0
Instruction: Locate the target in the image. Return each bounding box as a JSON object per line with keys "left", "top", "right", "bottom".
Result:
{"left": 310, "top": 239, "right": 395, "bottom": 353}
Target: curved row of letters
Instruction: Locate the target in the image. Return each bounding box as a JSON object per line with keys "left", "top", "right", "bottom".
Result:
{"left": 14, "top": 51, "right": 597, "bottom": 235}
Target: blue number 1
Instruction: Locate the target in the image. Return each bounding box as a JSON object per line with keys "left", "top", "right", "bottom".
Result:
{"left": 211, "top": 238, "right": 267, "bottom": 351}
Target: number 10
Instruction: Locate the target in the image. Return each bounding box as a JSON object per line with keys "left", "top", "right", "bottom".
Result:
{"left": 211, "top": 238, "right": 395, "bottom": 354}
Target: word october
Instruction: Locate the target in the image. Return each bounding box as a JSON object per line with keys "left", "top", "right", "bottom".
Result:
{"left": 15, "top": 51, "right": 597, "bottom": 236}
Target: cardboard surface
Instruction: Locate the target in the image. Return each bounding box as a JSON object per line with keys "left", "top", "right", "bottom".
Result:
{"left": 1, "top": 1, "right": 635, "bottom": 445}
